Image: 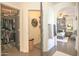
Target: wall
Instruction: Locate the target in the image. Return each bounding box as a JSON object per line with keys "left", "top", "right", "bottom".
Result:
{"left": 42, "top": 3, "right": 57, "bottom": 51}
{"left": 47, "top": 3, "right": 57, "bottom": 50}
{"left": 42, "top": 3, "right": 49, "bottom": 52}
{"left": 29, "top": 10, "right": 40, "bottom": 45}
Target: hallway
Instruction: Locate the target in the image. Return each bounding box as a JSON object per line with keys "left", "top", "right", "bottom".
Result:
{"left": 52, "top": 37, "right": 77, "bottom": 56}
{"left": 0, "top": 2, "right": 79, "bottom": 56}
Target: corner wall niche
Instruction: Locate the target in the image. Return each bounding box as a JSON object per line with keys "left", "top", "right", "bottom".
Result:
{"left": 0, "top": 4, "right": 19, "bottom": 55}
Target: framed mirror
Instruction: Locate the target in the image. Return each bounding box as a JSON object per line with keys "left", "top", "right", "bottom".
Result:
{"left": 31, "top": 18, "right": 38, "bottom": 27}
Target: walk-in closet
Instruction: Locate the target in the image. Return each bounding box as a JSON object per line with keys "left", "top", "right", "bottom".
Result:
{"left": 0, "top": 4, "right": 19, "bottom": 55}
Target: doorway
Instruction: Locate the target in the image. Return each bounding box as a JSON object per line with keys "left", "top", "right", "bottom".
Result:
{"left": 28, "top": 10, "right": 42, "bottom": 56}
{"left": 1, "top": 4, "right": 20, "bottom": 56}
{"left": 56, "top": 4, "right": 77, "bottom": 56}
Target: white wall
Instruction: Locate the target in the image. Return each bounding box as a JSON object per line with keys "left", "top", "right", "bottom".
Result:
{"left": 42, "top": 3, "right": 49, "bottom": 52}
{"left": 47, "top": 3, "right": 56, "bottom": 50}
{"left": 42, "top": 3, "right": 57, "bottom": 51}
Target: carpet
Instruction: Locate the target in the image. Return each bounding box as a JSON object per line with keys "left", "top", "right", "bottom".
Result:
{"left": 53, "top": 51, "right": 71, "bottom": 56}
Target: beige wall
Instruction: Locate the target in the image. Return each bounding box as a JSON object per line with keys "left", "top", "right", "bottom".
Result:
{"left": 28, "top": 11, "right": 40, "bottom": 45}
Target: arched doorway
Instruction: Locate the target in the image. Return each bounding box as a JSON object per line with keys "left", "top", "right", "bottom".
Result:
{"left": 56, "top": 5, "right": 77, "bottom": 56}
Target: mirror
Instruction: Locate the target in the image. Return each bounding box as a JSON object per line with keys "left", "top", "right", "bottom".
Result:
{"left": 31, "top": 18, "right": 38, "bottom": 27}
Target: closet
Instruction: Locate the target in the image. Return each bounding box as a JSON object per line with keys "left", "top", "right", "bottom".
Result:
{"left": 0, "top": 4, "right": 19, "bottom": 55}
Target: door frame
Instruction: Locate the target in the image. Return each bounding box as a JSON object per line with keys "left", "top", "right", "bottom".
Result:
{"left": 28, "top": 3, "right": 43, "bottom": 55}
